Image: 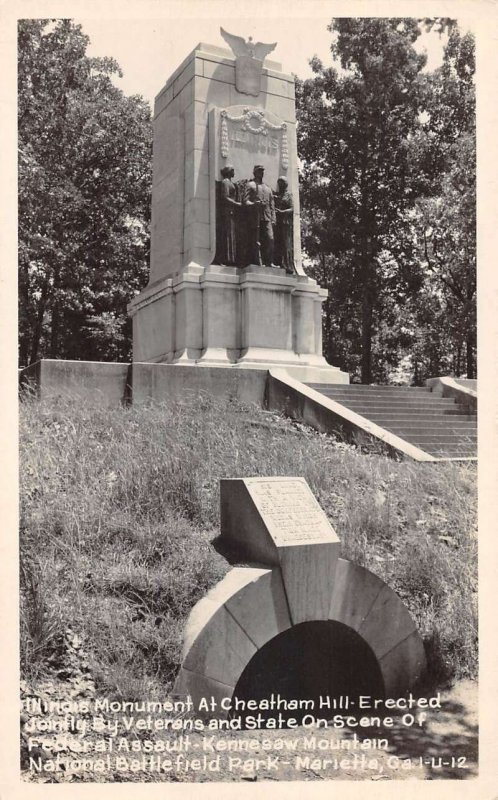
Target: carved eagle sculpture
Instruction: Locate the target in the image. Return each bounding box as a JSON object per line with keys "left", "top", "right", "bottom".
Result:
{"left": 220, "top": 27, "right": 277, "bottom": 62}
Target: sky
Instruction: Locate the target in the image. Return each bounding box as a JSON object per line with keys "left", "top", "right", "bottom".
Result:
{"left": 75, "top": 15, "right": 457, "bottom": 106}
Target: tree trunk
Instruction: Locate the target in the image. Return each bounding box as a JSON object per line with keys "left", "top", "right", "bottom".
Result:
{"left": 29, "top": 276, "right": 50, "bottom": 365}
{"left": 49, "top": 302, "right": 59, "bottom": 359}
{"left": 29, "top": 322, "right": 41, "bottom": 366}
{"left": 358, "top": 168, "right": 374, "bottom": 385}
{"left": 465, "top": 280, "right": 476, "bottom": 378}
{"left": 49, "top": 265, "right": 60, "bottom": 359}
{"left": 455, "top": 343, "right": 462, "bottom": 377}
{"left": 361, "top": 283, "right": 373, "bottom": 384}
{"left": 466, "top": 330, "right": 475, "bottom": 378}
{"left": 360, "top": 227, "right": 374, "bottom": 384}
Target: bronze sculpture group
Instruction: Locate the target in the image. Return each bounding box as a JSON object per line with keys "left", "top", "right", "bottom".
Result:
{"left": 216, "top": 164, "right": 295, "bottom": 273}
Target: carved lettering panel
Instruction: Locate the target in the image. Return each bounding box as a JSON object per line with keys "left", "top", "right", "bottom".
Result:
{"left": 221, "top": 108, "right": 288, "bottom": 169}
{"left": 210, "top": 105, "right": 290, "bottom": 195}
{"left": 245, "top": 477, "right": 338, "bottom": 546}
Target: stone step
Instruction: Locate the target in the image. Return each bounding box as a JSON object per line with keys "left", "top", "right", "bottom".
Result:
{"left": 315, "top": 387, "right": 455, "bottom": 399}
{"left": 303, "top": 383, "right": 477, "bottom": 459}
{"left": 377, "top": 419, "right": 476, "bottom": 429}
{"left": 414, "top": 437, "right": 477, "bottom": 447}
{"left": 406, "top": 435, "right": 477, "bottom": 445}
{"left": 427, "top": 449, "right": 477, "bottom": 458}
{"left": 322, "top": 401, "right": 465, "bottom": 414}
{"left": 429, "top": 441, "right": 478, "bottom": 448}
{"left": 368, "top": 415, "right": 476, "bottom": 426}
{"left": 327, "top": 404, "right": 455, "bottom": 414}
{"left": 382, "top": 426, "right": 476, "bottom": 438}
{"left": 441, "top": 408, "right": 477, "bottom": 416}
{"left": 365, "top": 413, "right": 477, "bottom": 422}
{"left": 315, "top": 390, "right": 455, "bottom": 404}
{"left": 312, "top": 389, "right": 433, "bottom": 399}
{"left": 410, "top": 445, "right": 476, "bottom": 454}
{"left": 379, "top": 417, "right": 477, "bottom": 427}
{"left": 322, "top": 401, "right": 462, "bottom": 413}
{"left": 307, "top": 384, "right": 430, "bottom": 393}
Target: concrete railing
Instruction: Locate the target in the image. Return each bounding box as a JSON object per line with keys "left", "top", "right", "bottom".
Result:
{"left": 425, "top": 377, "right": 477, "bottom": 413}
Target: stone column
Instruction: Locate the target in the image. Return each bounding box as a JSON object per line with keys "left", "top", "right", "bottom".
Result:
{"left": 172, "top": 269, "right": 203, "bottom": 362}
{"left": 131, "top": 280, "right": 174, "bottom": 363}
{"left": 292, "top": 282, "right": 317, "bottom": 357}
{"left": 197, "top": 265, "right": 240, "bottom": 364}
{"left": 238, "top": 267, "right": 297, "bottom": 365}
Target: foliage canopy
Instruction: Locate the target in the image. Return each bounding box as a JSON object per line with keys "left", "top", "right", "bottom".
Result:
{"left": 296, "top": 18, "right": 475, "bottom": 383}
{"left": 18, "top": 19, "right": 152, "bottom": 366}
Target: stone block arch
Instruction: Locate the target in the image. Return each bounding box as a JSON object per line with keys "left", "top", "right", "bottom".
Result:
{"left": 173, "top": 559, "right": 426, "bottom": 717}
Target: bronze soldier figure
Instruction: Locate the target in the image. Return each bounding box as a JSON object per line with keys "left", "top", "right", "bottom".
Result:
{"left": 274, "top": 175, "right": 295, "bottom": 274}
{"left": 243, "top": 165, "right": 276, "bottom": 267}
{"left": 218, "top": 164, "right": 241, "bottom": 266}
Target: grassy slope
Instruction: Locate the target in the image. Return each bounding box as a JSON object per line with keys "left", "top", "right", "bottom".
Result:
{"left": 20, "top": 392, "right": 477, "bottom": 700}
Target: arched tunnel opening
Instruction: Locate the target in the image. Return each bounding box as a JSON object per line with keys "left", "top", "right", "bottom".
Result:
{"left": 231, "top": 620, "right": 385, "bottom": 727}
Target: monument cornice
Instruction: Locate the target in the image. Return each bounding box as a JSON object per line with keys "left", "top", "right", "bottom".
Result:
{"left": 155, "top": 44, "right": 290, "bottom": 105}
{"left": 127, "top": 277, "right": 173, "bottom": 316}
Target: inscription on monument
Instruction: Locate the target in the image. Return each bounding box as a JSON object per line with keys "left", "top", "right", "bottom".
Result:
{"left": 229, "top": 128, "right": 279, "bottom": 156}
{"left": 220, "top": 108, "right": 288, "bottom": 171}
{"left": 246, "top": 478, "right": 337, "bottom": 545}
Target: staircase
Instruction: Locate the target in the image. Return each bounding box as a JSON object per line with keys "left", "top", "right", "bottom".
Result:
{"left": 305, "top": 384, "right": 477, "bottom": 460}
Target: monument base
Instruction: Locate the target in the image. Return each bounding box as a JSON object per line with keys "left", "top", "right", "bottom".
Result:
{"left": 128, "top": 264, "right": 347, "bottom": 383}
{"left": 19, "top": 360, "right": 349, "bottom": 409}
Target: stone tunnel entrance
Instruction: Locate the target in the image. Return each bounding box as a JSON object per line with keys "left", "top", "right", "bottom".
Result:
{"left": 231, "top": 620, "right": 385, "bottom": 726}
{"left": 174, "top": 479, "right": 426, "bottom": 717}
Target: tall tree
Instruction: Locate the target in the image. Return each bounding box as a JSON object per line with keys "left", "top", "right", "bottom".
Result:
{"left": 18, "top": 19, "right": 152, "bottom": 366}
{"left": 410, "top": 26, "right": 476, "bottom": 378}
{"left": 297, "top": 19, "right": 427, "bottom": 383}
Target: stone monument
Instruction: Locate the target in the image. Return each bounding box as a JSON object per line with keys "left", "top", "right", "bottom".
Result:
{"left": 128, "top": 30, "right": 348, "bottom": 383}
{"left": 174, "top": 477, "right": 426, "bottom": 717}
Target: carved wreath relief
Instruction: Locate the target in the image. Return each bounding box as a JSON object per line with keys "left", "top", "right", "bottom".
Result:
{"left": 220, "top": 108, "right": 288, "bottom": 170}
